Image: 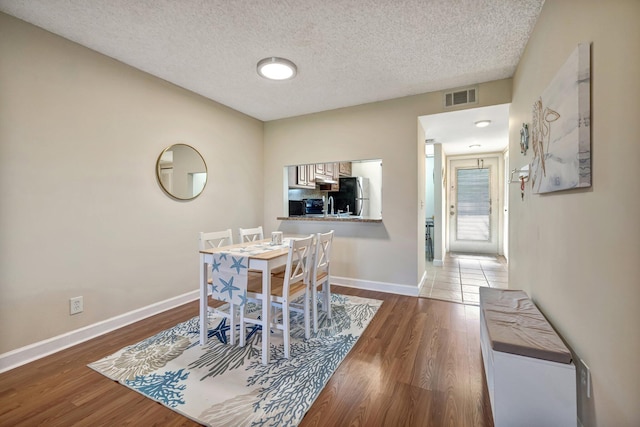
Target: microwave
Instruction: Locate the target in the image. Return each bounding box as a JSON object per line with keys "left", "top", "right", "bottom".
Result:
{"left": 288, "top": 200, "right": 305, "bottom": 216}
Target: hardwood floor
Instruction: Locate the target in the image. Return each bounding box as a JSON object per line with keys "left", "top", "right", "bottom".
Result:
{"left": 0, "top": 286, "right": 493, "bottom": 426}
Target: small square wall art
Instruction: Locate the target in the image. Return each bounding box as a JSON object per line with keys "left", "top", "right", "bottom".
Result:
{"left": 530, "top": 43, "right": 591, "bottom": 194}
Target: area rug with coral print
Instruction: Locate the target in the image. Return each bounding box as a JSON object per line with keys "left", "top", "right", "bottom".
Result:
{"left": 88, "top": 294, "right": 382, "bottom": 426}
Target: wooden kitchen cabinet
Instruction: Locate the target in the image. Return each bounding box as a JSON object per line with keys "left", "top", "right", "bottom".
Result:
{"left": 313, "top": 162, "right": 337, "bottom": 182}
{"left": 339, "top": 162, "right": 352, "bottom": 176}
{"left": 330, "top": 162, "right": 340, "bottom": 191}
{"left": 325, "top": 162, "right": 335, "bottom": 177}
{"left": 288, "top": 162, "right": 343, "bottom": 189}
{"left": 288, "top": 165, "right": 315, "bottom": 189}
{"left": 299, "top": 164, "right": 314, "bottom": 186}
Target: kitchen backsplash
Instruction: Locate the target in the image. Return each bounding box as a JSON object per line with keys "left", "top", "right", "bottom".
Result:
{"left": 288, "top": 188, "right": 327, "bottom": 201}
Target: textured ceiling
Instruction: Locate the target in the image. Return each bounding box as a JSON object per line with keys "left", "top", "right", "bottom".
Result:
{"left": 0, "top": 0, "right": 544, "bottom": 122}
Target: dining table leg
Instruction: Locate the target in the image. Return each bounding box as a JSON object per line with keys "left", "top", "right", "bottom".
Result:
{"left": 199, "top": 253, "right": 208, "bottom": 346}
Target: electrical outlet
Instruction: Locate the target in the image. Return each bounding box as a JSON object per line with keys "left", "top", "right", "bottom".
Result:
{"left": 70, "top": 296, "right": 83, "bottom": 315}
{"left": 579, "top": 358, "right": 591, "bottom": 399}
{"left": 577, "top": 357, "right": 595, "bottom": 426}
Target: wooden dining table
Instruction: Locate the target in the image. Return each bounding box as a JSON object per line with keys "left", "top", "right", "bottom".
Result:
{"left": 199, "top": 238, "right": 292, "bottom": 365}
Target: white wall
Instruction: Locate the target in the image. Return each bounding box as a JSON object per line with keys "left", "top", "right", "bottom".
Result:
{"left": 509, "top": 1, "right": 640, "bottom": 425}
{"left": 0, "top": 13, "right": 264, "bottom": 354}
{"left": 263, "top": 80, "right": 511, "bottom": 293}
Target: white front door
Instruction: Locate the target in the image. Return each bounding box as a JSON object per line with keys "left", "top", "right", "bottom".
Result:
{"left": 448, "top": 156, "right": 499, "bottom": 254}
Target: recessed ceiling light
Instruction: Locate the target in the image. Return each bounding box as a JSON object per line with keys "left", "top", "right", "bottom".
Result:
{"left": 475, "top": 120, "right": 491, "bottom": 128}
{"left": 257, "top": 57, "right": 297, "bottom": 80}
{"left": 469, "top": 144, "right": 481, "bottom": 148}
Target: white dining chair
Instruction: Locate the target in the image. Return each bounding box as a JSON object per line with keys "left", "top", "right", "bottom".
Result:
{"left": 239, "top": 226, "right": 269, "bottom": 276}
{"left": 238, "top": 226, "right": 264, "bottom": 243}
{"left": 199, "top": 229, "right": 239, "bottom": 344}
{"left": 311, "top": 230, "right": 334, "bottom": 333}
{"left": 200, "top": 229, "right": 233, "bottom": 249}
{"left": 243, "top": 234, "right": 314, "bottom": 358}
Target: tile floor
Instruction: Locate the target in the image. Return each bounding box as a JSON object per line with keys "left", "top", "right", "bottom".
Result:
{"left": 420, "top": 252, "right": 508, "bottom": 305}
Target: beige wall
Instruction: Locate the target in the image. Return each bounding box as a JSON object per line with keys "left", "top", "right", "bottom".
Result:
{"left": 0, "top": 13, "right": 264, "bottom": 353}
{"left": 509, "top": 1, "right": 640, "bottom": 425}
{"left": 263, "top": 80, "right": 511, "bottom": 292}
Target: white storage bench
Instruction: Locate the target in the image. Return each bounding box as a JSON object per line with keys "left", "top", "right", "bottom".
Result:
{"left": 479, "top": 288, "right": 577, "bottom": 427}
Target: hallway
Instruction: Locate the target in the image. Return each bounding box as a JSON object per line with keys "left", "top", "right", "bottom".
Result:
{"left": 420, "top": 253, "right": 508, "bottom": 305}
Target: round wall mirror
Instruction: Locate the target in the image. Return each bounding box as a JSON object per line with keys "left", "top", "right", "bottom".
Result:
{"left": 156, "top": 143, "right": 208, "bottom": 200}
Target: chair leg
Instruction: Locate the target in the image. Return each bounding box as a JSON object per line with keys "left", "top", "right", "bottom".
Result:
{"left": 282, "top": 302, "right": 290, "bottom": 359}
{"left": 304, "top": 290, "right": 310, "bottom": 340}
{"left": 324, "top": 281, "right": 332, "bottom": 319}
{"left": 312, "top": 282, "right": 319, "bottom": 333}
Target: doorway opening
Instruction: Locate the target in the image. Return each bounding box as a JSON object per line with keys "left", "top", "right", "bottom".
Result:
{"left": 420, "top": 103, "right": 510, "bottom": 266}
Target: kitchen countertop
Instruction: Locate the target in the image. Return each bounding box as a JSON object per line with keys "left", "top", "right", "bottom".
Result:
{"left": 277, "top": 215, "right": 382, "bottom": 223}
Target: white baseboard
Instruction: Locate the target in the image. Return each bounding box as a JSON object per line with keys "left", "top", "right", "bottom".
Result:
{"left": 332, "top": 275, "right": 419, "bottom": 297}
{"left": 417, "top": 270, "right": 427, "bottom": 293}
{"left": 0, "top": 290, "right": 199, "bottom": 374}
{"left": 433, "top": 258, "right": 443, "bottom": 266}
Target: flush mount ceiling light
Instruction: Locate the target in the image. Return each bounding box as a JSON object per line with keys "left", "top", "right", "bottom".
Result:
{"left": 257, "top": 57, "right": 297, "bottom": 80}
{"left": 475, "top": 120, "right": 492, "bottom": 128}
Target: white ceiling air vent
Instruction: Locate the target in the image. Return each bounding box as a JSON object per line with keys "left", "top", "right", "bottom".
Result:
{"left": 444, "top": 86, "right": 478, "bottom": 108}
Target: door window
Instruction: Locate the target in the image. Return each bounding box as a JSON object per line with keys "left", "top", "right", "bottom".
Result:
{"left": 456, "top": 168, "right": 490, "bottom": 241}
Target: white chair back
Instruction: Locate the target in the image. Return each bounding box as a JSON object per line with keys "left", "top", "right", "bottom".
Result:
{"left": 283, "top": 235, "right": 314, "bottom": 295}
{"left": 311, "top": 230, "right": 334, "bottom": 333}
{"left": 239, "top": 226, "right": 264, "bottom": 243}
{"left": 199, "top": 229, "right": 233, "bottom": 250}
{"left": 313, "top": 230, "right": 334, "bottom": 276}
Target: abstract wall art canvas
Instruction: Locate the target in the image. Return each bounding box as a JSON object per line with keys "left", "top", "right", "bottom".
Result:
{"left": 530, "top": 43, "right": 591, "bottom": 194}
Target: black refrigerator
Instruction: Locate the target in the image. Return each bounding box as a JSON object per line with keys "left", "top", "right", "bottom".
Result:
{"left": 328, "top": 177, "right": 370, "bottom": 216}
